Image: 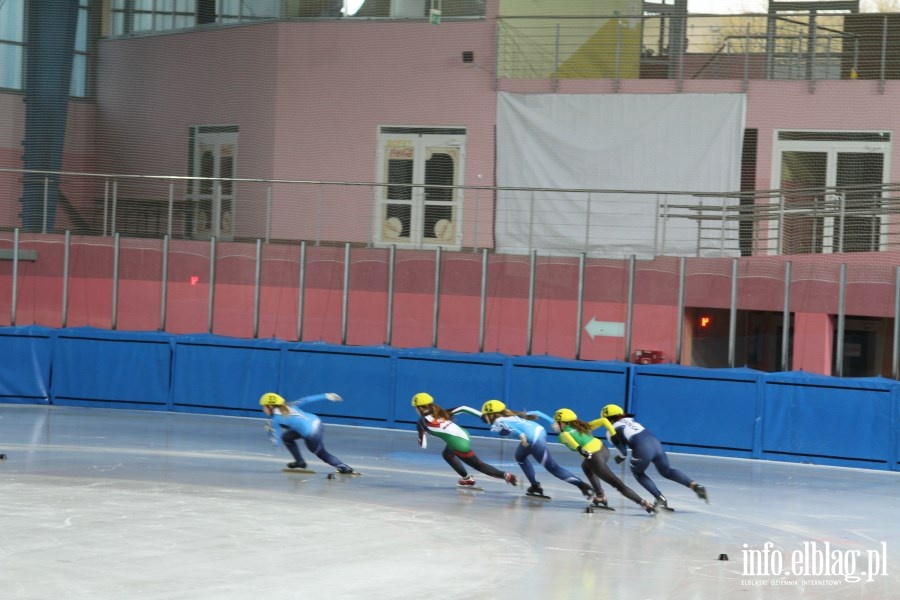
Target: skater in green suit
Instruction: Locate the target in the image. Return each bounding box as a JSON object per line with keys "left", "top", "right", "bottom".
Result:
{"left": 412, "top": 392, "right": 518, "bottom": 489}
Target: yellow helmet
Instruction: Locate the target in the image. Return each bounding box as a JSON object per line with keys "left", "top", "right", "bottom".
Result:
{"left": 259, "top": 392, "right": 286, "bottom": 407}
{"left": 554, "top": 408, "right": 577, "bottom": 422}
{"left": 411, "top": 392, "right": 434, "bottom": 407}
{"left": 601, "top": 404, "right": 624, "bottom": 419}
{"left": 481, "top": 400, "right": 506, "bottom": 415}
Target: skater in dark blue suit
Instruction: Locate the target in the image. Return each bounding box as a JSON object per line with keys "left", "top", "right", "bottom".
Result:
{"left": 597, "top": 404, "right": 708, "bottom": 510}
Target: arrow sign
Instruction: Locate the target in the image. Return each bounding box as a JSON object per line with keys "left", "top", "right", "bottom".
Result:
{"left": 584, "top": 318, "right": 624, "bottom": 340}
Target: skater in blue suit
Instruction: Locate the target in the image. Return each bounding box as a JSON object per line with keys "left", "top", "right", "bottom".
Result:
{"left": 260, "top": 392, "right": 355, "bottom": 474}
{"left": 597, "top": 404, "right": 707, "bottom": 510}
{"left": 472, "top": 400, "right": 594, "bottom": 500}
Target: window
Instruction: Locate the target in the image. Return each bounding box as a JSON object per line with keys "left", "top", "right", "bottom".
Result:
{"left": 188, "top": 125, "right": 239, "bottom": 240}
{"left": 0, "top": 0, "right": 90, "bottom": 97}
{"left": 773, "top": 130, "right": 891, "bottom": 254}
{"left": 0, "top": 0, "right": 25, "bottom": 91}
{"left": 110, "top": 0, "right": 278, "bottom": 36}
{"left": 71, "top": 0, "right": 91, "bottom": 97}
{"left": 375, "top": 127, "right": 465, "bottom": 249}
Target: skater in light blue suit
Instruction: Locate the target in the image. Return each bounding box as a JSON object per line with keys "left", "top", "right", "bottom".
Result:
{"left": 260, "top": 392, "right": 354, "bottom": 474}
{"left": 462, "top": 400, "right": 593, "bottom": 500}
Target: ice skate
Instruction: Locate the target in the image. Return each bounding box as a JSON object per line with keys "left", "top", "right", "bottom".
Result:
{"left": 592, "top": 492, "right": 609, "bottom": 507}
{"left": 458, "top": 475, "right": 477, "bottom": 487}
{"left": 692, "top": 483, "right": 709, "bottom": 504}
{"left": 526, "top": 483, "right": 544, "bottom": 496}
{"left": 286, "top": 461, "right": 307, "bottom": 470}
{"left": 579, "top": 483, "right": 595, "bottom": 500}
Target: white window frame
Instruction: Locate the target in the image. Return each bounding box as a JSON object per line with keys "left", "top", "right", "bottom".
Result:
{"left": 770, "top": 130, "right": 891, "bottom": 254}
{"left": 374, "top": 126, "right": 466, "bottom": 250}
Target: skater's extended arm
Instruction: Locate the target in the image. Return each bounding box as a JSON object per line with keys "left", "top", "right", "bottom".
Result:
{"left": 291, "top": 392, "right": 342, "bottom": 409}
{"left": 450, "top": 405, "right": 483, "bottom": 420}
{"left": 588, "top": 417, "right": 616, "bottom": 438}
{"left": 527, "top": 410, "right": 554, "bottom": 425}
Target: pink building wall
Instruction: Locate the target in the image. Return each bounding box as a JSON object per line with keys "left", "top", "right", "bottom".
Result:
{"left": 2, "top": 15, "right": 900, "bottom": 375}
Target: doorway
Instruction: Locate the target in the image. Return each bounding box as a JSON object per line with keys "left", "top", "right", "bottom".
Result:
{"left": 188, "top": 126, "right": 238, "bottom": 241}
{"left": 375, "top": 127, "right": 465, "bottom": 249}
{"left": 772, "top": 131, "right": 890, "bottom": 255}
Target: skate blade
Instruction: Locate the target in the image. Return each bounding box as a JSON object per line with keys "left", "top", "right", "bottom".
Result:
{"left": 525, "top": 493, "right": 552, "bottom": 500}
{"left": 282, "top": 468, "right": 316, "bottom": 474}
{"left": 457, "top": 485, "right": 485, "bottom": 491}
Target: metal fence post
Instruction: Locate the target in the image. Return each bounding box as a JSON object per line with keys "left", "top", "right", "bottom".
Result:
{"left": 297, "top": 241, "right": 306, "bottom": 342}
{"left": 342, "top": 242, "right": 350, "bottom": 345}
{"left": 575, "top": 252, "right": 585, "bottom": 360}
{"left": 253, "top": 239, "right": 262, "bottom": 339}
{"left": 835, "top": 263, "right": 846, "bottom": 376}
{"left": 432, "top": 246, "right": 442, "bottom": 348}
{"left": 728, "top": 257, "right": 737, "bottom": 368}
{"left": 10, "top": 228, "right": 19, "bottom": 326}
{"left": 160, "top": 235, "right": 169, "bottom": 332}
{"left": 675, "top": 256, "right": 686, "bottom": 364}
{"left": 526, "top": 250, "right": 536, "bottom": 356}
{"left": 781, "top": 260, "right": 792, "bottom": 372}
{"left": 624, "top": 255, "right": 635, "bottom": 362}
{"left": 112, "top": 232, "right": 120, "bottom": 330}
{"left": 479, "top": 248, "right": 488, "bottom": 353}
{"left": 62, "top": 230, "right": 70, "bottom": 328}
{"left": 386, "top": 245, "right": 395, "bottom": 346}
{"left": 207, "top": 237, "right": 217, "bottom": 334}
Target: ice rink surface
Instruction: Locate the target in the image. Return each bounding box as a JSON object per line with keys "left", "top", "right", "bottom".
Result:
{"left": 1, "top": 405, "right": 898, "bottom": 600}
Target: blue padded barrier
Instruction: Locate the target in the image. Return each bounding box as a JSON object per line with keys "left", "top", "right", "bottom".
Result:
{"left": 52, "top": 327, "right": 172, "bottom": 410}
{"left": 508, "top": 356, "right": 630, "bottom": 431}
{"left": 171, "top": 334, "right": 284, "bottom": 417}
{"left": 0, "top": 326, "right": 54, "bottom": 404}
{"left": 0, "top": 328, "right": 897, "bottom": 471}
{"left": 393, "top": 349, "right": 509, "bottom": 432}
{"left": 630, "top": 364, "right": 763, "bottom": 458}
{"left": 761, "top": 372, "right": 897, "bottom": 469}
{"left": 281, "top": 342, "right": 394, "bottom": 426}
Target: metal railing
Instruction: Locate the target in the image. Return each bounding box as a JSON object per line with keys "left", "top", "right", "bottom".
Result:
{"left": 5, "top": 168, "right": 900, "bottom": 259}
{"left": 497, "top": 13, "right": 899, "bottom": 87}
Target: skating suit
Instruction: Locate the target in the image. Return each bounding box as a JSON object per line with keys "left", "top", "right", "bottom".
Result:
{"left": 417, "top": 414, "right": 472, "bottom": 453}
{"left": 269, "top": 394, "right": 329, "bottom": 440}
{"left": 490, "top": 412, "right": 586, "bottom": 488}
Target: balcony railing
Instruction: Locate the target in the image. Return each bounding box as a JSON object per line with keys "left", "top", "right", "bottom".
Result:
{"left": 5, "top": 168, "right": 900, "bottom": 259}
{"left": 497, "top": 13, "right": 900, "bottom": 85}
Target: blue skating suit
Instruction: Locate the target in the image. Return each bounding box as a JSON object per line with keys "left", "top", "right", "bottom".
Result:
{"left": 268, "top": 393, "right": 350, "bottom": 472}
{"left": 489, "top": 411, "right": 590, "bottom": 493}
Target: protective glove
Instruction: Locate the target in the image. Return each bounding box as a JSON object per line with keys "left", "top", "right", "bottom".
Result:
{"left": 519, "top": 434, "right": 529, "bottom": 447}
{"left": 325, "top": 393, "right": 342, "bottom": 402}
{"left": 265, "top": 424, "right": 279, "bottom": 446}
{"left": 577, "top": 446, "right": 592, "bottom": 460}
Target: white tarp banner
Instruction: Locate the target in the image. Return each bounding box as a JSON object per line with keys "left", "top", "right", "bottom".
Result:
{"left": 495, "top": 93, "right": 747, "bottom": 257}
